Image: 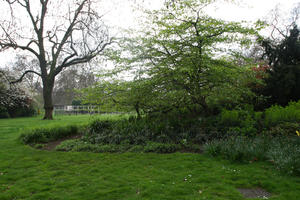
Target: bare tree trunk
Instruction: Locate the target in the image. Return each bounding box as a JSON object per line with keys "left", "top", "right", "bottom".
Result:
{"left": 42, "top": 77, "right": 55, "bottom": 120}
{"left": 134, "top": 102, "right": 141, "bottom": 119}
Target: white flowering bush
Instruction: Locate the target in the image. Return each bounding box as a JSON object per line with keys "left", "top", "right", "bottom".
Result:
{"left": 0, "top": 70, "right": 34, "bottom": 118}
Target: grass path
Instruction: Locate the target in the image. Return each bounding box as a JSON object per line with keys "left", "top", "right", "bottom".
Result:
{"left": 0, "top": 115, "right": 299, "bottom": 200}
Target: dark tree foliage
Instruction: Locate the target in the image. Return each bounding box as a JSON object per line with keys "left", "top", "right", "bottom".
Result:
{"left": 260, "top": 25, "right": 300, "bottom": 106}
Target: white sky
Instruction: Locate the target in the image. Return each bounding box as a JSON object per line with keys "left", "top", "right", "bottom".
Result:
{"left": 0, "top": 0, "right": 299, "bottom": 67}
{"left": 100, "top": 0, "right": 300, "bottom": 29}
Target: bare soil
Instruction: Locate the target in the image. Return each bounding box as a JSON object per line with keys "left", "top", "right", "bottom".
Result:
{"left": 238, "top": 188, "right": 272, "bottom": 199}
{"left": 41, "top": 134, "right": 82, "bottom": 151}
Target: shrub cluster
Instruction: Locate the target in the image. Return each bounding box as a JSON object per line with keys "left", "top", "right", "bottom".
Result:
{"left": 264, "top": 101, "right": 300, "bottom": 127}
{"left": 20, "top": 125, "right": 80, "bottom": 144}
{"left": 204, "top": 135, "right": 300, "bottom": 175}
{"left": 83, "top": 117, "right": 202, "bottom": 145}
{"left": 74, "top": 117, "right": 204, "bottom": 153}
{"left": 0, "top": 104, "right": 36, "bottom": 119}
{"left": 214, "top": 101, "right": 300, "bottom": 137}
{"left": 19, "top": 100, "right": 300, "bottom": 172}
{"left": 217, "top": 108, "right": 258, "bottom": 136}
{"left": 0, "top": 106, "right": 9, "bottom": 118}
{"left": 203, "top": 102, "right": 300, "bottom": 176}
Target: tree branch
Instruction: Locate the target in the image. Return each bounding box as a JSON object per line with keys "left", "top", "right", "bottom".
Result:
{"left": 10, "top": 70, "right": 41, "bottom": 84}
{"left": 0, "top": 42, "right": 39, "bottom": 57}
{"left": 54, "top": 39, "right": 113, "bottom": 76}
{"left": 53, "top": 0, "right": 88, "bottom": 63}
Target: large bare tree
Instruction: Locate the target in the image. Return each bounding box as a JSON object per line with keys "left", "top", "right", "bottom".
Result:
{"left": 0, "top": 0, "right": 112, "bottom": 119}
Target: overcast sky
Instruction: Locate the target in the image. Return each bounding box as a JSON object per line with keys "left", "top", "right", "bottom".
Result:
{"left": 101, "top": 0, "right": 300, "bottom": 29}
{"left": 0, "top": 0, "right": 299, "bottom": 67}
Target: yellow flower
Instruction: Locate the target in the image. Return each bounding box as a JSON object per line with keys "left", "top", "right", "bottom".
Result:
{"left": 296, "top": 130, "right": 300, "bottom": 136}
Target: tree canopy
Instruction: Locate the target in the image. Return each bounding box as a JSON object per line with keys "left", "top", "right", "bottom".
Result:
{"left": 83, "top": 0, "right": 261, "bottom": 116}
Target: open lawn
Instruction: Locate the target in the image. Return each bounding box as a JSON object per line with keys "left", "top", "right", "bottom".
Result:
{"left": 0, "top": 115, "right": 299, "bottom": 200}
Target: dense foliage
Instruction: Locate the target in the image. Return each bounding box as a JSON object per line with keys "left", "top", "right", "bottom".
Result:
{"left": 260, "top": 25, "right": 300, "bottom": 106}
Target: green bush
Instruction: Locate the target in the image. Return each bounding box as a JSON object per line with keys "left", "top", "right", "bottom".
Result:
{"left": 265, "top": 101, "right": 300, "bottom": 127}
{"left": 88, "top": 119, "right": 113, "bottom": 134}
{"left": 219, "top": 109, "right": 240, "bottom": 126}
{"left": 0, "top": 106, "right": 9, "bottom": 118}
{"left": 20, "top": 125, "right": 79, "bottom": 144}
{"left": 215, "top": 101, "right": 300, "bottom": 137}
{"left": 7, "top": 104, "right": 36, "bottom": 118}
{"left": 217, "top": 108, "right": 258, "bottom": 137}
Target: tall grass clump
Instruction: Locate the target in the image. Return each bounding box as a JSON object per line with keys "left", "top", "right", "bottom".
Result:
{"left": 204, "top": 136, "right": 270, "bottom": 162}
{"left": 204, "top": 135, "right": 300, "bottom": 175}
{"left": 267, "top": 136, "right": 300, "bottom": 175}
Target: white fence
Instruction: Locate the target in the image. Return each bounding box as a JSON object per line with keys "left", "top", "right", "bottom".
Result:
{"left": 54, "top": 105, "right": 101, "bottom": 115}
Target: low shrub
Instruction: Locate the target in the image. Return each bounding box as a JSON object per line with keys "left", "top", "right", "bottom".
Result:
{"left": 88, "top": 119, "right": 113, "bottom": 134}
{"left": 8, "top": 104, "right": 36, "bottom": 118}
{"left": 56, "top": 139, "right": 129, "bottom": 153}
{"left": 0, "top": 106, "right": 9, "bottom": 118}
{"left": 219, "top": 109, "right": 240, "bottom": 126}
{"left": 83, "top": 117, "right": 190, "bottom": 145}
{"left": 214, "top": 102, "right": 300, "bottom": 137}
{"left": 204, "top": 136, "right": 269, "bottom": 162}
{"left": 263, "top": 122, "right": 300, "bottom": 136}
{"left": 56, "top": 139, "right": 181, "bottom": 153}
{"left": 265, "top": 101, "right": 300, "bottom": 127}
{"left": 128, "top": 145, "right": 144, "bottom": 152}
{"left": 204, "top": 135, "right": 300, "bottom": 175}
{"left": 144, "top": 142, "right": 180, "bottom": 153}
{"left": 20, "top": 125, "right": 80, "bottom": 144}
{"left": 55, "top": 139, "right": 82, "bottom": 151}
{"left": 216, "top": 108, "right": 259, "bottom": 137}
{"left": 180, "top": 143, "right": 202, "bottom": 153}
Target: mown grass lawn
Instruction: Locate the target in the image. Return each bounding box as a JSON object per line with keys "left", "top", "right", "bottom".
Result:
{"left": 0, "top": 115, "right": 299, "bottom": 200}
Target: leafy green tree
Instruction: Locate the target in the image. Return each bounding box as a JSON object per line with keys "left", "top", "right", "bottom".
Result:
{"left": 106, "top": 0, "right": 261, "bottom": 116}
{"left": 79, "top": 79, "right": 154, "bottom": 117}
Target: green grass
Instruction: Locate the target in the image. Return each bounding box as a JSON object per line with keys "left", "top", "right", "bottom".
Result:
{"left": 0, "top": 115, "right": 299, "bottom": 200}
